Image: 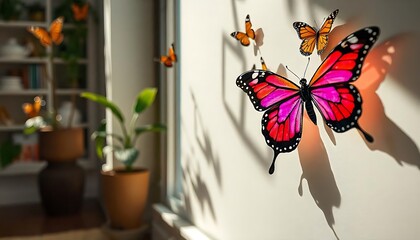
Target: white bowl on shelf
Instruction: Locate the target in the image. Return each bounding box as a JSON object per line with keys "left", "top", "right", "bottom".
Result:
{"left": 0, "top": 38, "right": 31, "bottom": 59}
{"left": 0, "top": 76, "right": 23, "bottom": 90}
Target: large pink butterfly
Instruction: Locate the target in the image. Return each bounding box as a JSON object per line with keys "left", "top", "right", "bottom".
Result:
{"left": 236, "top": 26, "right": 380, "bottom": 174}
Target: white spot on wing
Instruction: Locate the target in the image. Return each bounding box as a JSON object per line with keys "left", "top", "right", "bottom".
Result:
{"left": 252, "top": 72, "right": 258, "bottom": 79}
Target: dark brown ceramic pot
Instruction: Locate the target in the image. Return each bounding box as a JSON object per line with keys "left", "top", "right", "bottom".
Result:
{"left": 38, "top": 127, "right": 85, "bottom": 216}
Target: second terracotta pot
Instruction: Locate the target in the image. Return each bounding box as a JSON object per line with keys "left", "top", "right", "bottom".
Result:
{"left": 102, "top": 168, "right": 150, "bottom": 230}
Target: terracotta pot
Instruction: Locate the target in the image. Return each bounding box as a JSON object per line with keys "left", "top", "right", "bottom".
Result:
{"left": 102, "top": 168, "right": 150, "bottom": 230}
{"left": 39, "top": 127, "right": 85, "bottom": 162}
{"left": 37, "top": 127, "right": 86, "bottom": 216}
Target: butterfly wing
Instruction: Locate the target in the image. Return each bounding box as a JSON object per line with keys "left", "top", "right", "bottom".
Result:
{"left": 160, "top": 56, "right": 173, "bottom": 67}
{"left": 27, "top": 26, "right": 52, "bottom": 47}
{"left": 245, "top": 14, "right": 255, "bottom": 40}
{"left": 236, "top": 70, "right": 300, "bottom": 112}
{"left": 22, "top": 103, "right": 35, "bottom": 118}
{"left": 49, "top": 17, "right": 64, "bottom": 45}
{"left": 261, "top": 94, "right": 304, "bottom": 154}
{"left": 237, "top": 70, "right": 303, "bottom": 173}
{"left": 293, "top": 22, "right": 317, "bottom": 56}
{"left": 168, "top": 44, "right": 177, "bottom": 62}
{"left": 316, "top": 9, "right": 339, "bottom": 55}
{"left": 309, "top": 26, "right": 380, "bottom": 138}
{"left": 231, "top": 31, "right": 251, "bottom": 46}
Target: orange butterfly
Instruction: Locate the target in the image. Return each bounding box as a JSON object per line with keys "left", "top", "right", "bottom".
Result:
{"left": 27, "top": 17, "right": 64, "bottom": 47}
{"left": 22, "top": 96, "right": 44, "bottom": 118}
{"left": 72, "top": 3, "right": 89, "bottom": 21}
{"left": 293, "top": 9, "right": 339, "bottom": 56}
{"left": 158, "top": 44, "right": 177, "bottom": 67}
{"left": 231, "top": 14, "right": 255, "bottom": 47}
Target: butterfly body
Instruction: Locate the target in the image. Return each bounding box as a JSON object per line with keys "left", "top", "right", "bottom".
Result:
{"left": 299, "top": 79, "right": 317, "bottom": 125}
{"left": 293, "top": 9, "right": 339, "bottom": 56}
{"left": 236, "top": 26, "right": 379, "bottom": 174}
{"left": 231, "top": 14, "right": 255, "bottom": 47}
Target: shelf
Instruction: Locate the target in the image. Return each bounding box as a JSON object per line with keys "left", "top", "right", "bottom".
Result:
{"left": 63, "top": 23, "right": 87, "bottom": 30}
{"left": 0, "top": 89, "right": 89, "bottom": 96}
{"left": 0, "top": 89, "right": 48, "bottom": 96}
{"left": 56, "top": 89, "right": 88, "bottom": 95}
{"left": 0, "top": 57, "right": 48, "bottom": 64}
{"left": 0, "top": 123, "right": 89, "bottom": 132}
{"left": 0, "top": 125, "right": 25, "bottom": 131}
{"left": 53, "top": 58, "right": 88, "bottom": 64}
{"left": 0, "top": 161, "right": 45, "bottom": 175}
{"left": 0, "top": 20, "right": 47, "bottom": 28}
{"left": 0, "top": 158, "right": 96, "bottom": 176}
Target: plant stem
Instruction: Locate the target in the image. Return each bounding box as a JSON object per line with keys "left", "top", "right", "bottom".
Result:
{"left": 128, "top": 113, "right": 139, "bottom": 144}
{"left": 49, "top": 47, "right": 58, "bottom": 129}
{"left": 67, "top": 81, "right": 78, "bottom": 128}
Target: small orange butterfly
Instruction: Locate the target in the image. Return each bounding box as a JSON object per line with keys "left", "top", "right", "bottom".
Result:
{"left": 158, "top": 44, "right": 177, "bottom": 67}
{"left": 22, "top": 96, "right": 44, "bottom": 118}
{"left": 27, "top": 17, "right": 64, "bottom": 47}
{"left": 293, "top": 9, "right": 339, "bottom": 56}
{"left": 72, "top": 3, "right": 89, "bottom": 21}
{"left": 231, "top": 14, "right": 255, "bottom": 47}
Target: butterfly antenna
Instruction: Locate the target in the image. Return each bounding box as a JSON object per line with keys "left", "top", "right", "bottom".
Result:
{"left": 285, "top": 65, "right": 300, "bottom": 81}
{"left": 303, "top": 57, "right": 310, "bottom": 78}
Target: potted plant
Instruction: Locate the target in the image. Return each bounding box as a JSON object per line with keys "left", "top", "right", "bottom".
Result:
{"left": 81, "top": 88, "right": 166, "bottom": 230}
{"left": 22, "top": 0, "right": 95, "bottom": 215}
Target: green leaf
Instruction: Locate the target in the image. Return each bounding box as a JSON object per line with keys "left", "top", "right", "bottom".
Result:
{"left": 81, "top": 92, "right": 124, "bottom": 123}
{"left": 0, "top": 141, "right": 21, "bottom": 168}
{"left": 114, "top": 148, "right": 139, "bottom": 170}
{"left": 23, "top": 126, "right": 38, "bottom": 135}
{"left": 134, "top": 88, "right": 157, "bottom": 114}
{"left": 92, "top": 119, "right": 107, "bottom": 159}
{"left": 135, "top": 123, "right": 166, "bottom": 136}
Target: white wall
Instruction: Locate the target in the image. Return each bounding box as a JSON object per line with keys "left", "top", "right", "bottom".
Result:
{"left": 105, "top": 0, "right": 157, "bottom": 169}
{"left": 104, "top": 0, "right": 161, "bottom": 219}
{"left": 176, "top": 0, "right": 420, "bottom": 239}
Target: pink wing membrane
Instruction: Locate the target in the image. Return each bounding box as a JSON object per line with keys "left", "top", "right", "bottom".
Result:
{"left": 236, "top": 70, "right": 300, "bottom": 111}
{"left": 311, "top": 84, "right": 362, "bottom": 133}
{"left": 262, "top": 95, "right": 303, "bottom": 153}
{"left": 310, "top": 27, "right": 380, "bottom": 87}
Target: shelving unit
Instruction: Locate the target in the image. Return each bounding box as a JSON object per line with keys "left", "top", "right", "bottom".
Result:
{"left": 0, "top": 0, "right": 99, "bottom": 176}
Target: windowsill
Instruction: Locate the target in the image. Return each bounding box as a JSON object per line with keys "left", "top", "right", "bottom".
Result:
{"left": 152, "top": 204, "right": 212, "bottom": 240}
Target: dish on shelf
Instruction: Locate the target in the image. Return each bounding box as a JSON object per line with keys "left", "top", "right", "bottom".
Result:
{"left": 0, "top": 76, "right": 23, "bottom": 90}
{"left": 0, "top": 38, "right": 31, "bottom": 59}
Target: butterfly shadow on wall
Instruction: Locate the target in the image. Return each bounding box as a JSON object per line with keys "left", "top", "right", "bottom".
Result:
{"left": 297, "top": 114, "right": 341, "bottom": 239}
{"left": 221, "top": 34, "right": 272, "bottom": 172}
{"left": 179, "top": 91, "right": 220, "bottom": 221}
{"left": 356, "top": 34, "right": 420, "bottom": 168}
